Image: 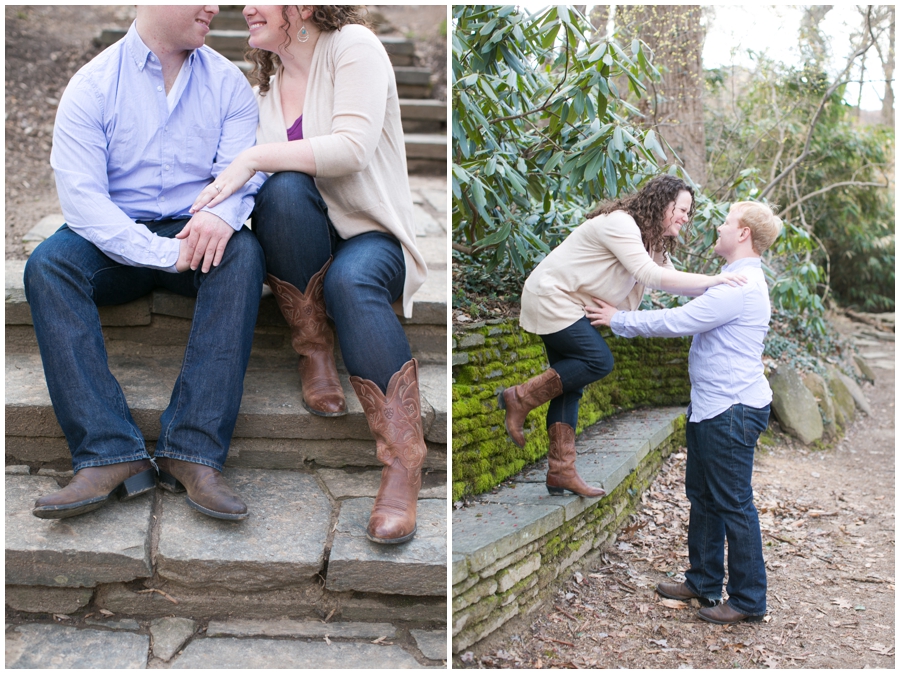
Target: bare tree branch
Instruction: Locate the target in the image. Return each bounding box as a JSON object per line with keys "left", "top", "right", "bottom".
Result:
{"left": 777, "top": 179, "right": 890, "bottom": 217}
{"left": 759, "top": 14, "right": 876, "bottom": 200}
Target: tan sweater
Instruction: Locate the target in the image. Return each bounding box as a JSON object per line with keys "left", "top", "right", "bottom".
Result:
{"left": 255, "top": 25, "right": 427, "bottom": 318}
{"left": 520, "top": 211, "right": 675, "bottom": 334}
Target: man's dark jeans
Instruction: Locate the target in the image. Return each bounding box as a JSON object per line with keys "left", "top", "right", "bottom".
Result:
{"left": 539, "top": 316, "right": 615, "bottom": 428}
{"left": 24, "top": 221, "right": 266, "bottom": 473}
{"left": 252, "top": 171, "right": 411, "bottom": 393}
{"left": 684, "top": 403, "right": 771, "bottom": 616}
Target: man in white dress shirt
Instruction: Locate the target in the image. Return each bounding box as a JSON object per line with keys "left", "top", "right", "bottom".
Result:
{"left": 587, "top": 201, "right": 783, "bottom": 624}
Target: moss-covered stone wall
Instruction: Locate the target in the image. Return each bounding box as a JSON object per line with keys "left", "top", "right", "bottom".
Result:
{"left": 452, "top": 319, "right": 691, "bottom": 501}
{"left": 451, "top": 421, "right": 686, "bottom": 653}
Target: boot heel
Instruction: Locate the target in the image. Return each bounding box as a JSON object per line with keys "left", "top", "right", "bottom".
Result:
{"left": 497, "top": 390, "right": 507, "bottom": 410}
{"left": 546, "top": 485, "right": 566, "bottom": 495}
{"left": 157, "top": 470, "right": 185, "bottom": 493}
{"left": 117, "top": 469, "right": 156, "bottom": 500}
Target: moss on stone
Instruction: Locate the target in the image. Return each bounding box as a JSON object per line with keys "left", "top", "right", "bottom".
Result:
{"left": 453, "top": 319, "right": 691, "bottom": 499}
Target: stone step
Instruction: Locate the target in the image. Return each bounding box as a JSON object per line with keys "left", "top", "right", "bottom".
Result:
{"left": 404, "top": 134, "right": 447, "bottom": 175}
{"left": 6, "top": 257, "right": 448, "bottom": 358}
{"left": 6, "top": 620, "right": 446, "bottom": 668}
{"left": 7, "top": 467, "right": 447, "bottom": 640}
{"left": 5, "top": 351, "right": 447, "bottom": 469}
{"left": 400, "top": 99, "right": 447, "bottom": 134}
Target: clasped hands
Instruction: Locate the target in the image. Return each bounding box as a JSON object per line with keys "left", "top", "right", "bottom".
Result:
{"left": 174, "top": 210, "right": 234, "bottom": 274}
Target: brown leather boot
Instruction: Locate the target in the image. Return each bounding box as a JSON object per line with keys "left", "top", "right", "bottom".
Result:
{"left": 32, "top": 459, "right": 155, "bottom": 519}
{"left": 698, "top": 602, "right": 765, "bottom": 624}
{"left": 155, "top": 457, "right": 248, "bottom": 521}
{"left": 498, "top": 368, "right": 563, "bottom": 447}
{"left": 657, "top": 581, "right": 717, "bottom": 607}
{"left": 350, "top": 359, "right": 427, "bottom": 544}
{"left": 546, "top": 422, "right": 606, "bottom": 497}
{"left": 267, "top": 260, "right": 346, "bottom": 417}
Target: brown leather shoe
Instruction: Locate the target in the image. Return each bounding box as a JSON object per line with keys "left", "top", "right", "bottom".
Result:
{"left": 498, "top": 368, "right": 563, "bottom": 447}
{"left": 657, "top": 581, "right": 717, "bottom": 607}
{"left": 155, "top": 457, "right": 248, "bottom": 521}
{"left": 32, "top": 459, "right": 155, "bottom": 519}
{"left": 350, "top": 359, "right": 427, "bottom": 544}
{"left": 545, "top": 422, "right": 606, "bottom": 497}
{"left": 698, "top": 602, "right": 765, "bottom": 624}
{"left": 267, "top": 260, "right": 346, "bottom": 417}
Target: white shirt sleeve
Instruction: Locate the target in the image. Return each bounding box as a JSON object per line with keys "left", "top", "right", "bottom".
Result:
{"left": 610, "top": 284, "right": 745, "bottom": 338}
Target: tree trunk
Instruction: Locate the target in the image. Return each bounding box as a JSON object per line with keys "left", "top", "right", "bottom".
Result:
{"left": 882, "top": 6, "right": 894, "bottom": 126}
{"left": 616, "top": 5, "right": 708, "bottom": 187}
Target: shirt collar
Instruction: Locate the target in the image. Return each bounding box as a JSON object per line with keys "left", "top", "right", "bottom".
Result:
{"left": 125, "top": 21, "right": 197, "bottom": 71}
{"left": 723, "top": 256, "right": 762, "bottom": 273}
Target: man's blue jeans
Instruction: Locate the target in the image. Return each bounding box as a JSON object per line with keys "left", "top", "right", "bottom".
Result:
{"left": 539, "top": 317, "right": 615, "bottom": 429}
{"left": 252, "top": 171, "right": 411, "bottom": 393}
{"left": 684, "top": 403, "right": 770, "bottom": 616}
{"left": 23, "top": 221, "right": 266, "bottom": 473}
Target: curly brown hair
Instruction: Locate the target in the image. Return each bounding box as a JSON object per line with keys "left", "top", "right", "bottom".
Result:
{"left": 586, "top": 175, "right": 695, "bottom": 262}
{"left": 246, "top": 6, "right": 371, "bottom": 96}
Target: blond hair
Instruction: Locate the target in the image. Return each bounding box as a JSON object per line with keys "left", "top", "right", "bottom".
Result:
{"left": 731, "top": 202, "right": 783, "bottom": 254}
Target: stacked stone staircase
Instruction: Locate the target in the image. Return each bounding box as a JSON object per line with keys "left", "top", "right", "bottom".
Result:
{"left": 6, "top": 190, "right": 448, "bottom": 664}
{"left": 96, "top": 17, "right": 447, "bottom": 175}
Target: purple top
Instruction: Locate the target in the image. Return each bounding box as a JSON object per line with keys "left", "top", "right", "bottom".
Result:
{"left": 287, "top": 114, "right": 303, "bottom": 141}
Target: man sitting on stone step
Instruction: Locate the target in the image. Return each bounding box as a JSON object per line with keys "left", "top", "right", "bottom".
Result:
{"left": 586, "top": 202, "right": 783, "bottom": 625}
{"left": 24, "top": 5, "right": 266, "bottom": 521}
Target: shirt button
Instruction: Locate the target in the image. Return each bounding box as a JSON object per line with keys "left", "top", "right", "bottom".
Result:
{"left": 160, "top": 196, "right": 166, "bottom": 202}
{"left": 165, "top": 126, "right": 169, "bottom": 132}
{"left": 165, "top": 165, "right": 170, "bottom": 171}
{"left": 157, "top": 85, "right": 163, "bottom": 92}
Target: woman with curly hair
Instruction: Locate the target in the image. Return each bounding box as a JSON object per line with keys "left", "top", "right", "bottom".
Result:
{"left": 499, "top": 174, "right": 745, "bottom": 497}
{"left": 190, "top": 5, "right": 428, "bottom": 544}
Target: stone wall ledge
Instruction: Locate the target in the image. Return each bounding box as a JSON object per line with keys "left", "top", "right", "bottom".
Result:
{"left": 451, "top": 406, "right": 685, "bottom": 652}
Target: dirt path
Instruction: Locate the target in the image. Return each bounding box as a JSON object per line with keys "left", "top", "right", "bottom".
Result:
{"left": 459, "top": 322, "right": 894, "bottom": 669}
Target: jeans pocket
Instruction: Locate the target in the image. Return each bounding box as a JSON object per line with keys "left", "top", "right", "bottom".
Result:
{"left": 741, "top": 405, "right": 770, "bottom": 445}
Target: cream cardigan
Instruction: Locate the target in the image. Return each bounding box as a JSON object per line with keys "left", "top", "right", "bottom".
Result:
{"left": 255, "top": 25, "right": 427, "bottom": 318}
{"left": 520, "top": 211, "right": 675, "bottom": 334}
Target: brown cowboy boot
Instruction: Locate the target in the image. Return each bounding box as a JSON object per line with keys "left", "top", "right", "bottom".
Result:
{"left": 267, "top": 259, "right": 346, "bottom": 417}
{"left": 155, "top": 457, "right": 248, "bottom": 521}
{"left": 32, "top": 459, "right": 155, "bottom": 519}
{"left": 498, "top": 368, "right": 563, "bottom": 447}
{"left": 546, "top": 422, "right": 606, "bottom": 497}
{"left": 350, "top": 359, "right": 427, "bottom": 544}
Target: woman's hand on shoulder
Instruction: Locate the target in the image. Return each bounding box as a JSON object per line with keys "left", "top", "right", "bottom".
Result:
{"left": 711, "top": 271, "right": 748, "bottom": 288}
{"left": 190, "top": 150, "right": 259, "bottom": 213}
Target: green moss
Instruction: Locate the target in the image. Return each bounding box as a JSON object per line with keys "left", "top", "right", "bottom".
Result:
{"left": 452, "top": 319, "right": 691, "bottom": 499}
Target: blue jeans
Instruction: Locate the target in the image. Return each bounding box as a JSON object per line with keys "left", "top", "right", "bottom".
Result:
{"left": 252, "top": 171, "right": 410, "bottom": 393}
{"left": 539, "top": 317, "right": 615, "bottom": 428}
{"left": 684, "top": 403, "right": 770, "bottom": 616}
{"left": 23, "top": 221, "right": 266, "bottom": 473}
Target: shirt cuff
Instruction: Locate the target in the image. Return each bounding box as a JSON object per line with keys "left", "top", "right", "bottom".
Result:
{"left": 610, "top": 311, "right": 628, "bottom": 336}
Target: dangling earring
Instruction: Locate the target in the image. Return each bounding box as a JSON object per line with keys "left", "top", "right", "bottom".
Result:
{"left": 297, "top": 23, "right": 309, "bottom": 43}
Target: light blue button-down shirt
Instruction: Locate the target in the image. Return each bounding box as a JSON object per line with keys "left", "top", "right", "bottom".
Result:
{"left": 610, "top": 257, "right": 773, "bottom": 422}
{"left": 50, "top": 22, "right": 265, "bottom": 271}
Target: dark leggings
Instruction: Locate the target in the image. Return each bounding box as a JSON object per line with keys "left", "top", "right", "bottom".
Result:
{"left": 539, "top": 316, "right": 615, "bottom": 428}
